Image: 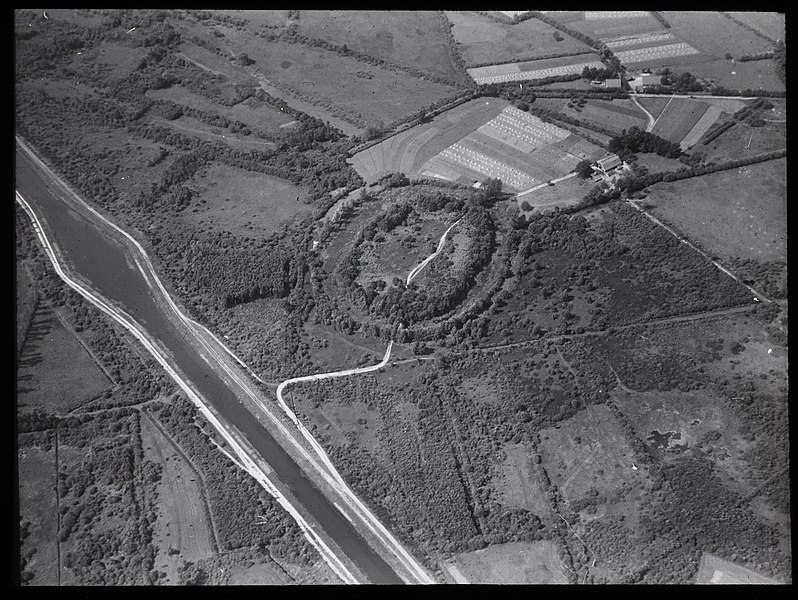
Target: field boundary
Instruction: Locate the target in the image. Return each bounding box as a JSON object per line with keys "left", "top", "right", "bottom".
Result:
{"left": 141, "top": 408, "right": 221, "bottom": 555}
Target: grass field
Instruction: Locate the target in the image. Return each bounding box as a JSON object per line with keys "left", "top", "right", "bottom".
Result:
{"left": 146, "top": 86, "right": 295, "bottom": 134}
{"left": 183, "top": 163, "right": 311, "bottom": 240}
{"left": 662, "top": 11, "right": 775, "bottom": 58}
{"left": 449, "top": 541, "right": 569, "bottom": 584}
{"left": 537, "top": 404, "right": 648, "bottom": 508}
{"left": 16, "top": 305, "right": 112, "bottom": 414}
{"left": 76, "top": 41, "right": 149, "bottom": 80}
{"left": 567, "top": 12, "right": 663, "bottom": 40}
{"left": 445, "top": 11, "right": 594, "bottom": 67}
{"left": 725, "top": 12, "right": 785, "bottom": 42}
{"left": 176, "top": 42, "right": 256, "bottom": 86}
{"left": 685, "top": 58, "right": 785, "bottom": 92}
{"left": 18, "top": 433, "right": 59, "bottom": 586}
{"left": 493, "top": 443, "right": 551, "bottom": 518}
{"left": 679, "top": 105, "right": 723, "bottom": 149}
{"left": 643, "top": 158, "right": 787, "bottom": 265}
{"left": 467, "top": 52, "right": 604, "bottom": 84}
{"left": 701, "top": 119, "right": 786, "bottom": 163}
{"left": 650, "top": 98, "right": 711, "bottom": 142}
{"left": 212, "top": 32, "right": 459, "bottom": 129}
{"left": 142, "top": 413, "right": 216, "bottom": 584}
{"left": 152, "top": 115, "right": 278, "bottom": 153}
{"left": 560, "top": 99, "right": 648, "bottom": 134}
{"left": 517, "top": 175, "right": 593, "bottom": 214}
{"left": 296, "top": 10, "right": 463, "bottom": 82}
{"left": 696, "top": 553, "right": 780, "bottom": 584}
{"left": 16, "top": 263, "right": 37, "bottom": 356}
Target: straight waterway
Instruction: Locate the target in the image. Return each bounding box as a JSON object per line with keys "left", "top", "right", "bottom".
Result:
{"left": 15, "top": 147, "right": 403, "bottom": 584}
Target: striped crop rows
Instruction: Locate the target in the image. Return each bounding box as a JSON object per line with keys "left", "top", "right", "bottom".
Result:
{"left": 439, "top": 143, "right": 537, "bottom": 190}
{"left": 615, "top": 42, "right": 700, "bottom": 64}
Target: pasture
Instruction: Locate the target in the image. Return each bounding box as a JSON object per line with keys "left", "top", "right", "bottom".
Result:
{"left": 537, "top": 404, "right": 647, "bottom": 509}
{"left": 17, "top": 434, "right": 59, "bottom": 585}
{"left": 726, "top": 12, "right": 784, "bottom": 42}
{"left": 16, "top": 263, "right": 37, "bottom": 356}
{"left": 517, "top": 175, "right": 593, "bottom": 214}
{"left": 208, "top": 32, "right": 459, "bottom": 129}
{"left": 152, "top": 115, "right": 277, "bottom": 153}
{"left": 492, "top": 443, "right": 552, "bottom": 518}
{"left": 700, "top": 119, "right": 785, "bottom": 163}
{"left": 644, "top": 158, "right": 787, "bottom": 265}
{"left": 16, "top": 305, "right": 113, "bottom": 414}
{"left": 561, "top": 99, "right": 648, "bottom": 134}
{"left": 686, "top": 58, "right": 785, "bottom": 92}
{"left": 142, "top": 413, "right": 216, "bottom": 584}
{"left": 147, "top": 86, "right": 295, "bottom": 134}
{"left": 296, "top": 10, "right": 463, "bottom": 82}
{"left": 679, "top": 105, "right": 722, "bottom": 149}
{"left": 448, "top": 541, "right": 569, "bottom": 584}
{"left": 75, "top": 42, "right": 149, "bottom": 80}
{"left": 636, "top": 96, "right": 670, "bottom": 119}
{"left": 183, "top": 163, "right": 312, "bottom": 240}
{"left": 567, "top": 12, "right": 663, "bottom": 41}
{"left": 662, "top": 11, "right": 775, "bottom": 58}
{"left": 650, "top": 98, "right": 711, "bottom": 143}
{"left": 176, "top": 42, "right": 256, "bottom": 86}
{"left": 445, "top": 11, "right": 594, "bottom": 67}
{"left": 467, "top": 52, "right": 604, "bottom": 84}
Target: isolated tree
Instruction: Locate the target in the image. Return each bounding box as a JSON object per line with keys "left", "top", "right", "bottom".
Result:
{"left": 574, "top": 159, "right": 594, "bottom": 179}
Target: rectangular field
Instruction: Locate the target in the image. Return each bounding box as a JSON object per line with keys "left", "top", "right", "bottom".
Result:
{"left": 650, "top": 98, "right": 710, "bottom": 142}
{"left": 615, "top": 42, "right": 701, "bottom": 67}
{"left": 295, "top": 10, "right": 463, "bottom": 82}
{"left": 419, "top": 106, "right": 603, "bottom": 192}
{"left": 679, "top": 104, "right": 722, "bottom": 150}
{"left": 349, "top": 98, "right": 604, "bottom": 192}
{"left": 142, "top": 414, "right": 215, "bottom": 583}
{"left": 568, "top": 12, "right": 664, "bottom": 40}
{"left": 686, "top": 58, "right": 785, "bottom": 92}
{"left": 18, "top": 434, "right": 59, "bottom": 586}
{"left": 146, "top": 86, "right": 295, "bottom": 134}
{"left": 16, "top": 306, "right": 112, "bottom": 414}
{"left": 563, "top": 99, "right": 649, "bottom": 134}
{"left": 445, "top": 10, "right": 595, "bottom": 67}
{"left": 467, "top": 53, "right": 604, "bottom": 84}
{"left": 644, "top": 158, "right": 787, "bottom": 265}
{"left": 662, "top": 11, "right": 776, "bottom": 58}
{"left": 725, "top": 11, "right": 784, "bottom": 42}
{"left": 208, "top": 32, "right": 459, "bottom": 128}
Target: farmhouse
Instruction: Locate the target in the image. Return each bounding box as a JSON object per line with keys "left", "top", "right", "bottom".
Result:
{"left": 604, "top": 78, "right": 623, "bottom": 89}
{"left": 595, "top": 153, "right": 622, "bottom": 174}
{"left": 629, "top": 74, "right": 663, "bottom": 92}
